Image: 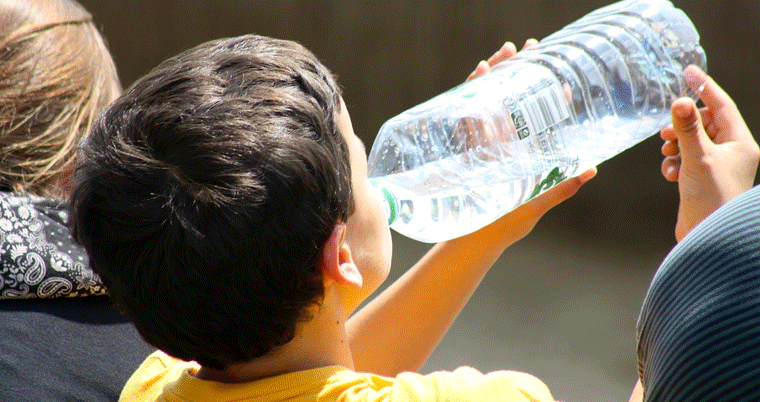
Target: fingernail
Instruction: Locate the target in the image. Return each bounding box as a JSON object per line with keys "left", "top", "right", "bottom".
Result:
{"left": 684, "top": 66, "right": 706, "bottom": 93}
{"left": 578, "top": 167, "right": 597, "bottom": 182}
{"left": 666, "top": 166, "right": 675, "bottom": 177}
{"left": 683, "top": 66, "right": 704, "bottom": 84}
{"left": 674, "top": 102, "right": 693, "bottom": 119}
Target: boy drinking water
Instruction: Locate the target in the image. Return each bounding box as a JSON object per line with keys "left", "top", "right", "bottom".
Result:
{"left": 71, "top": 34, "right": 596, "bottom": 401}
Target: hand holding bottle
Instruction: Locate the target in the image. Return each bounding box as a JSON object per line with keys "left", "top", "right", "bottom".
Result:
{"left": 348, "top": 39, "right": 595, "bottom": 378}
{"left": 466, "top": 39, "right": 596, "bottom": 244}
{"left": 660, "top": 66, "right": 760, "bottom": 241}
{"left": 466, "top": 39, "right": 537, "bottom": 81}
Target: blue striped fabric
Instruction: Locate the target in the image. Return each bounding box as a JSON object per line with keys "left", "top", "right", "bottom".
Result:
{"left": 637, "top": 185, "right": 760, "bottom": 401}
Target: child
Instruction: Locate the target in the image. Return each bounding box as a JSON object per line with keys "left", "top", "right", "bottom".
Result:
{"left": 70, "top": 34, "right": 597, "bottom": 401}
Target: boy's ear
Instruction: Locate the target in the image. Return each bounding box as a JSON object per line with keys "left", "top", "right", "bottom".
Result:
{"left": 321, "top": 223, "right": 363, "bottom": 288}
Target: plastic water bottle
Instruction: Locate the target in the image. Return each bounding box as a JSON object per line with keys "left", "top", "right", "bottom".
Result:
{"left": 367, "top": 0, "right": 706, "bottom": 243}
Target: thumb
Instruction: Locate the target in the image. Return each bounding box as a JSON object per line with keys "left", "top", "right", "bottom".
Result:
{"left": 671, "top": 97, "right": 710, "bottom": 159}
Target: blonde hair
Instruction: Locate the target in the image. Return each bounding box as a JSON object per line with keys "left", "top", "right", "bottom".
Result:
{"left": 0, "top": 0, "right": 121, "bottom": 197}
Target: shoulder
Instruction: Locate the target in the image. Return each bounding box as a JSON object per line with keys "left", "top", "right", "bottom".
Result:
{"left": 323, "top": 367, "right": 553, "bottom": 401}
{"left": 639, "top": 185, "right": 760, "bottom": 328}
{"left": 120, "top": 350, "right": 199, "bottom": 402}
{"left": 390, "top": 367, "right": 553, "bottom": 401}
{"left": 0, "top": 297, "right": 154, "bottom": 402}
{"left": 637, "top": 185, "right": 760, "bottom": 401}
{"left": 120, "top": 364, "right": 553, "bottom": 402}
{"left": 643, "top": 184, "right": 760, "bottom": 303}
{"left": 0, "top": 190, "right": 66, "bottom": 217}
{"left": 0, "top": 191, "right": 105, "bottom": 298}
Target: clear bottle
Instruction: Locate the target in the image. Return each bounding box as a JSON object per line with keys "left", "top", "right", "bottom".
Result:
{"left": 367, "top": 0, "right": 706, "bottom": 243}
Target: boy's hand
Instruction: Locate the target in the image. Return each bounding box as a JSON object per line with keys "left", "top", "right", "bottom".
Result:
{"left": 660, "top": 66, "right": 760, "bottom": 241}
{"left": 349, "top": 39, "right": 594, "bottom": 377}
{"left": 464, "top": 37, "right": 596, "bottom": 243}
{"left": 466, "top": 39, "right": 537, "bottom": 81}
{"left": 481, "top": 167, "right": 597, "bottom": 246}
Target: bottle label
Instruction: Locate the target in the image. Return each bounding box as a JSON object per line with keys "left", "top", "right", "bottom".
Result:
{"left": 505, "top": 80, "right": 573, "bottom": 173}
{"left": 513, "top": 83, "right": 571, "bottom": 142}
{"left": 529, "top": 166, "right": 567, "bottom": 199}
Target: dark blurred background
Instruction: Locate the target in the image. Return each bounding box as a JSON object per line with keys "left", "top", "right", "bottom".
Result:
{"left": 78, "top": 1, "right": 760, "bottom": 400}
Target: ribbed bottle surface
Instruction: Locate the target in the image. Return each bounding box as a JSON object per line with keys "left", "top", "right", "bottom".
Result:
{"left": 367, "top": 0, "right": 706, "bottom": 243}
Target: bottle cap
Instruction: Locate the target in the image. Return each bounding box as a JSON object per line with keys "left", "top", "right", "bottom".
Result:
{"left": 370, "top": 179, "right": 397, "bottom": 225}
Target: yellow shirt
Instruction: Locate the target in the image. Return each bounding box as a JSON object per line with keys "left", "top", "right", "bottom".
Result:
{"left": 121, "top": 350, "right": 554, "bottom": 402}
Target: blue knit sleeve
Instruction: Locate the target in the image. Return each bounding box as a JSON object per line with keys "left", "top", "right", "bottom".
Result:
{"left": 637, "top": 185, "right": 760, "bottom": 402}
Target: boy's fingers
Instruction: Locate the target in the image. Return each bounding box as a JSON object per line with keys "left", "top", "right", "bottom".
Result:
{"left": 466, "top": 60, "right": 490, "bottom": 81}
{"left": 522, "top": 38, "right": 538, "bottom": 50}
{"left": 671, "top": 98, "right": 710, "bottom": 159}
{"left": 530, "top": 168, "right": 596, "bottom": 213}
{"left": 486, "top": 41, "right": 517, "bottom": 67}
{"left": 471, "top": 40, "right": 520, "bottom": 81}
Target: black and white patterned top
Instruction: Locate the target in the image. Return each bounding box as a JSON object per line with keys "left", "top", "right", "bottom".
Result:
{"left": 0, "top": 191, "right": 105, "bottom": 299}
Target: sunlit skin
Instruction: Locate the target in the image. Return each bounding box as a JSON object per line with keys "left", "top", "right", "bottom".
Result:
{"left": 659, "top": 66, "right": 759, "bottom": 241}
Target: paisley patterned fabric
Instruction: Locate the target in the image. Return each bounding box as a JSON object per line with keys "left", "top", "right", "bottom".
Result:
{"left": 0, "top": 191, "right": 105, "bottom": 299}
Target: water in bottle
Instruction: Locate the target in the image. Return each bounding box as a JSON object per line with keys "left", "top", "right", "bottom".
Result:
{"left": 367, "top": 0, "right": 706, "bottom": 243}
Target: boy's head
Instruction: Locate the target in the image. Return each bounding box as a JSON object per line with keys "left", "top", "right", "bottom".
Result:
{"left": 70, "top": 34, "right": 391, "bottom": 370}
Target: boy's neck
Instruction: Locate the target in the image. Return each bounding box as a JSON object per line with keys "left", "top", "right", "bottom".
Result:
{"left": 195, "top": 284, "right": 354, "bottom": 383}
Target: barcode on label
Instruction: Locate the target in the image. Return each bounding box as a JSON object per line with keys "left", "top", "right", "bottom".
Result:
{"left": 522, "top": 84, "right": 571, "bottom": 136}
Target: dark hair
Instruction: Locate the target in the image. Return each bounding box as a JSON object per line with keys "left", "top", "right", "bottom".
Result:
{"left": 70, "top": 35, "right": 352, "bottom": 370}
